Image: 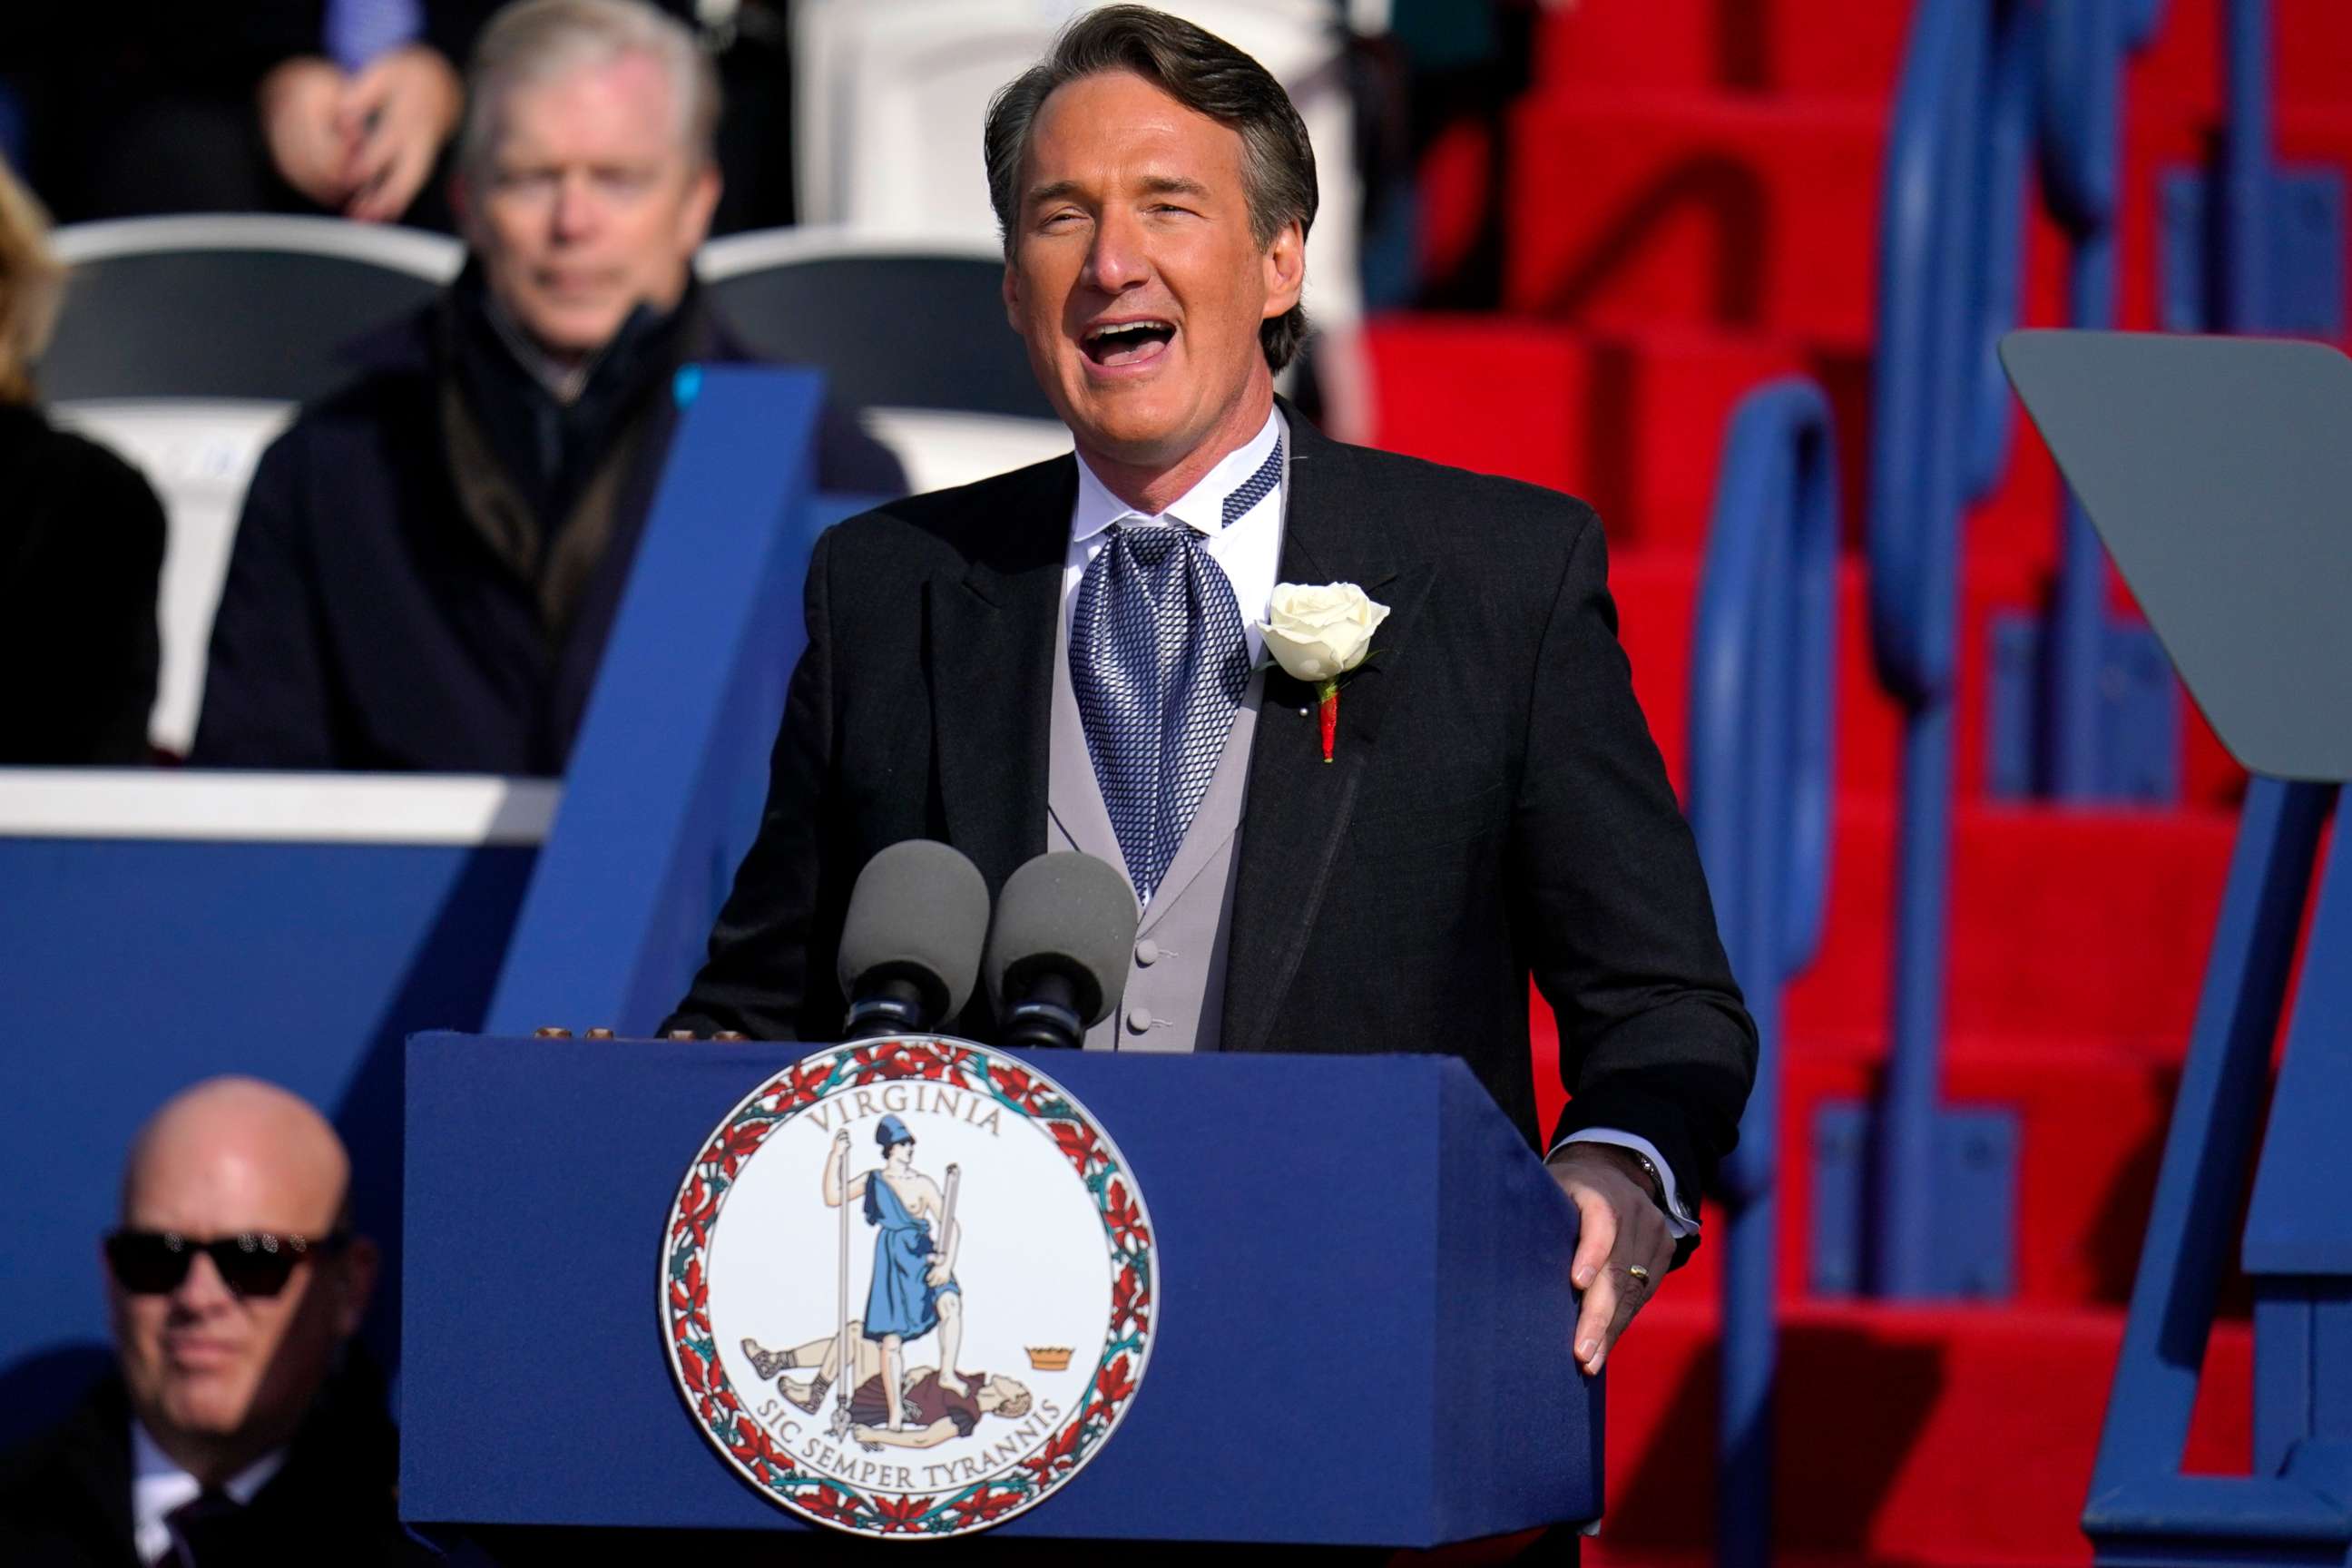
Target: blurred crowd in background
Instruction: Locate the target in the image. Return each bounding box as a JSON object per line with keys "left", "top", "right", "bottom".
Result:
{"left": 0, "top": 0, "right": 1577, "bottom": 775}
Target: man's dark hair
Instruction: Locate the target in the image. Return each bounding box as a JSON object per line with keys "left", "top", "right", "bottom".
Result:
{"left": 983, "top": 5, "right": 1318, "bottom": 373}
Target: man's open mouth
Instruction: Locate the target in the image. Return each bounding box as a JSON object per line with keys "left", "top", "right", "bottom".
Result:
{"left": 1082, "top": 318, "right": 1176, "bottom": 368}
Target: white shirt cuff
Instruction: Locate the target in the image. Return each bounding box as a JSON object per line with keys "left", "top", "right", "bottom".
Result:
{"left": 1546, "top": 1129, "right": 1700, "bottom": 1239}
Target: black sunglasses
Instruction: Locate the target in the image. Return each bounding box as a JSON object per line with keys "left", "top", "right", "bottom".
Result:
{"left": 104, "top": 1229, "right": 350, "bottom": 1298}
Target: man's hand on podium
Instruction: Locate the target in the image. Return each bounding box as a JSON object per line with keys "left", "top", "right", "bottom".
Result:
{"left": 1546, "top": 1143, "right": 1675, "bottom": 1377}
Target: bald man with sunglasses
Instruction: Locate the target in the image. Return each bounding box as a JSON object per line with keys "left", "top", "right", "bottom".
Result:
{"left": 0, "top": 1078, "right": 426, "bottom": 1565}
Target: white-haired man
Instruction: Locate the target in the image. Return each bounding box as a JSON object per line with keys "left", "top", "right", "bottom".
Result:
{"left": 194, "top": 0, "right": 904, "bottom": 775}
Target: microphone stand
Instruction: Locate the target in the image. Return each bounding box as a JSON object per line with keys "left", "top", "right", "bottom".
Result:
{"left": 844, "top": 977, "right": 931, "bottom": 1040}
{"left": 999, "top": 971, "right": 1083, "bottom": 1051}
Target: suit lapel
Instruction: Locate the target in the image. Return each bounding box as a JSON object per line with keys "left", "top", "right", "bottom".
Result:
{"left": 926, "top": 459, "right": 1074, "bottom": 894}
{"left": 1220, "top": 409, "right": 1435, "bottom": 1055}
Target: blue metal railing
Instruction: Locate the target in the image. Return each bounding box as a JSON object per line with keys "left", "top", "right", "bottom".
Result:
{"left": 1864, "top": 0, "right": 2163, "bottom": 1296}
{"left": 2223, "top": 0, "right": 2275, "bottom": 334}
{"left": 2039, "top": 0, "right": 2168, "bottom": 798}
{"left": 1687, "top": 378, "right": 1840, "bottom": 1568}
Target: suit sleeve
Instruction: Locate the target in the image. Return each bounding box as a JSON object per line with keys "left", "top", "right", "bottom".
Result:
{"left": 1514, "top": 508, "right": 1758, "bottom": 1232}
{"left": 659, "top": 528, "right": 843, "bottom": 1041}
{"left": 190, "top": 430, "right": 339, "bottom": 769}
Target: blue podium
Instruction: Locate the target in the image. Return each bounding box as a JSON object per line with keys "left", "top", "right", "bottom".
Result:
{"left": 401, "top": 1033, "right": 1602, "bottom": 1547}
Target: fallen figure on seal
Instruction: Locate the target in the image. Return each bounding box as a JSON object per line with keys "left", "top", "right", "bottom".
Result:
{"left": 742, "top": 1324, "right": 1031, "bottom": 1449}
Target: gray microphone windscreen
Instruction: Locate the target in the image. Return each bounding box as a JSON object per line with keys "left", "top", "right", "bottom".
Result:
{"left": 984, "top": 852, "right": 1139, "bottom": 1027}
{"left": 835, "top": 840, "right": 992, "bottom": 1025}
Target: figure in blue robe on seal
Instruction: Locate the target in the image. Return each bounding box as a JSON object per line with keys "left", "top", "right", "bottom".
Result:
{"left": 816, "top": 1115, "right": 964, "bottom": 1431}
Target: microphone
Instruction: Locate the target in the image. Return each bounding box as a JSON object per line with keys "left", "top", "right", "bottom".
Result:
{"left": 984, "top": 852, "right": 1138, "bottom": 1051}
{"left": 835, "top": 840, "right": 992, "bottom": 1039}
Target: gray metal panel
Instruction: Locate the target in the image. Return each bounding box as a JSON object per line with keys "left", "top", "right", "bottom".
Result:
{"left": 1999, "top": 329, "right": 2352, "bottom": 783}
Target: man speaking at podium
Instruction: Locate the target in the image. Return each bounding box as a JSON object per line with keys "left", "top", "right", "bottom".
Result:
{"left": 665, "top": 5, "right": 1756, "bottom": 1379}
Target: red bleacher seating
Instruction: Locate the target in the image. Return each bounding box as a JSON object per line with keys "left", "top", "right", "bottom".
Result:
{"left": 1369, "top": 319, "right": 1874, "bottom": 555}
{"left": 1595, "top": 1303, "right": 2251, "bottom": 1565}
{"left": 1370, "top": 0, "right": 2352, "bottom": 1561}
{"left": 1532, "top": 0, "right": 1916, "bottom": 101}
{"left": 1504, "top": 95, "right": 1887, "bottom": 344}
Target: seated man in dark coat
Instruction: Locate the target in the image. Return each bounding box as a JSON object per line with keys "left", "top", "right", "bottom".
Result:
{"left": 191, "top": 0, "right": 904, "bottom": 775}
{"left": 0, "top": 1078, "right": 421, "bottom": 1566}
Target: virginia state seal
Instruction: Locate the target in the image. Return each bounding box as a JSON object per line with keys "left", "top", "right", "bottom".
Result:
{"left": 662, "top": 1037, "right": 1156, "bottom": 1538}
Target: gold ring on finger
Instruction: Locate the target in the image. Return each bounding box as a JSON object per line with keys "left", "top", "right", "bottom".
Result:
{"left": 1625, "top": 1264, "right": 1652, "bottom": 1288}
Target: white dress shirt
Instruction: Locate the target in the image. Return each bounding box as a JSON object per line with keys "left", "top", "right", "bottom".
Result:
{"left": 1058, "top": 406, "right": 1698, "bottom": 1239}
{"left": 131, "top": 1421, "right": 285, "bottom": 1565}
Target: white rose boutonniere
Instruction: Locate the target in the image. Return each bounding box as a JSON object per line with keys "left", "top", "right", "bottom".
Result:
{"left": 1259, "top": 582, "right": 1391, "bottom": 762}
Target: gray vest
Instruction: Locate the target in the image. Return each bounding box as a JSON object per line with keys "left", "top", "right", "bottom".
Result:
{"left": 1047, "top": 593, "right": 1265, "bottom": 1054}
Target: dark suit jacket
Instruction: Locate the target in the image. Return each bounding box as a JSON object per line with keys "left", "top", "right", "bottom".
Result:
{"left": 664, "top": 407, "right": 1757, "bottom": 1211}
{"left": 0, "top": 1364, "right": 425, "bottom": 1567}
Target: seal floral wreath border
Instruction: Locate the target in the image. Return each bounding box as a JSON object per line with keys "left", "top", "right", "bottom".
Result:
{"left": 662, "top": 1036, "right": 1157, "bottom": 1539}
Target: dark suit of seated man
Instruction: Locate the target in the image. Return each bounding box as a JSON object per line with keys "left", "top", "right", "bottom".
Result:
{"left": 191, "top": 0, "right": 904, "bottom": 776}
{"left": 662, "top": 0, "right": 1758, "bottom": 1421}
{"left": 0, "top": 1078, "right": 422, "bottom": 1566}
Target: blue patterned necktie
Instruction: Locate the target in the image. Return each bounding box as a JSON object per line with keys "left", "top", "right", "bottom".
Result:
{"left": 1070, "top": 439, "right": 1281, "bottom": 902}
